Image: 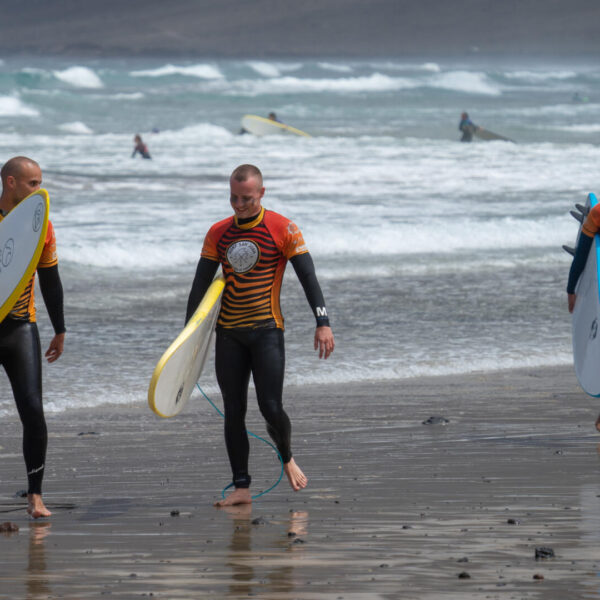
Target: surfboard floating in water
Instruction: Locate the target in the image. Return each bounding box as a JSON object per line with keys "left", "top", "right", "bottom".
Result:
{"left": 241, "top": 114, "right": 311, "bottom": 137}
{"left": 0, "top": 189, "right": 49, "bottom": 323}
{"left": 148, "top": 275, "right": 225, "bottom": 418}
{"left": 474, "top": 127, "right": 515, "bottom": 143}
{"left": 569, "top": 193, "right": 600, "bottom": 396}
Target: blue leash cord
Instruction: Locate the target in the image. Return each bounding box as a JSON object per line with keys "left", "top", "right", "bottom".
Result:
{"left": 196, "top": 383, "right": 284, "bottom": 500}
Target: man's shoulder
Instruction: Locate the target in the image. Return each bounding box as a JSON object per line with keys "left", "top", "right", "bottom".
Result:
{"left": 207, "top": 215, "right": 235, "bottom": 235}
{"left": 263, "top": 209, "right": 293, "bottom": 228}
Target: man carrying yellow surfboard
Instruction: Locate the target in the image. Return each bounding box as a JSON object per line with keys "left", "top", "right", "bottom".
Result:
{"left": 186, "top": 164, "right": 334, "bottom": 506}
{"left": 0, "top": 157, "right": 66, "bottom": 518}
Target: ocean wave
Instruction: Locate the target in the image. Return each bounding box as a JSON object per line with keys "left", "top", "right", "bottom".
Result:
{"left": 130, "top": 63, "right": 223, "bottom": 79}
{"left": 58, "top": 121, "right": 93, "bottom": 134}
{"left": 543, "top": 124, "right": 600, "bottom": 133}
{"left": 429, "top": 71, "right": 501, "bottom": 96}
{"left": 53, "top": 66, "right": 104, "bottom": 89}
{"left": 503, "top": 70, "right": 579, "bottom": 82}
{"left": 0, "top": 95, "right": 39, "bottom": 117}
{"left": 284, "top": 352, "right": 572, "bottom": 387}
{"left": 246, "top": 61, "right": 281, "bottom": 77}
{"left": 318, "top": 62, "right": 353, "bottom": 73}
{"left": 226, "top": 73, "right": 416, "bottom": 96}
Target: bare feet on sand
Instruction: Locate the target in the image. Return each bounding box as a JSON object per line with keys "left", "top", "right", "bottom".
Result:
{"left": 214, "top": 487, "right": 252, "bottom": 508}
{"left": 283, "top": 458, "right": 308, "bottom": 491}
{"left": 27, "top": 494, "right": 52, "bottom": 519}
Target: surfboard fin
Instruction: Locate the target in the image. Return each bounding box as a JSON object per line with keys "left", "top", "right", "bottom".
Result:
{"left": 575, "top": 203, "right": 590, "bottom": 216}
{"left": 570, "top": 210, "right": 584, "bottom": 224}
{"left": 562, "top": 244, "right": 575, "bottom": 256}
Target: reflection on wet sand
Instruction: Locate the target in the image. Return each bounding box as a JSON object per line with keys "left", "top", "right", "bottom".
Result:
{"left": 27, "top": 522, "right": 51, "bottom": 600}
{"left": 221, "top": 505, "right": 309, "bottom": 597}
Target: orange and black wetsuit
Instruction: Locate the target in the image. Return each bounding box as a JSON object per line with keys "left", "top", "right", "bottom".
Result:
{"left": 0, "top": 215, "right": 65, "bottom": 495}
{"left": 567, "top": 204, "right": 600, "bottom": 293}
{"left": 186, "top": 208, "right": 330, "bottom": 488}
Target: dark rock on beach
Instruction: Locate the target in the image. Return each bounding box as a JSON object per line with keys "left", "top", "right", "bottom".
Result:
{"left": 535, "top": 547, "right": 555, "bottom": 559}
{"left": 422, "top": 416, "right": 449, "bottom": 425}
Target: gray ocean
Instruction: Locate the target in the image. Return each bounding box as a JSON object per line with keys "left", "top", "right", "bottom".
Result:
{"left": 0, "top": 56, "right": 597, "bottom": 416}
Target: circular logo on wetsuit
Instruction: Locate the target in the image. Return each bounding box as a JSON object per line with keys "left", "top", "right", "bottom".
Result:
{"left": 226, "top": 240, "right": 260, "bottom": 273}
{"left": 2, "top": 238, "right": 14, "bottom": 267}
{"left": 33, "top": 201, "right": 44, "bottom": 232}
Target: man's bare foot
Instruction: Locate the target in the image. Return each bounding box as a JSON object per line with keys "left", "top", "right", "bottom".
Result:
{"left": 27, "top": 494, "right": 51, "bottom": 519}
{"left": 214, "top": 487, "right": 252, "bottom": 508}
{"left": 283, "top": 458, "right": 307, "bottom": 491}
{"left": 595, "top": 414, "right": 600, "bottom": 432}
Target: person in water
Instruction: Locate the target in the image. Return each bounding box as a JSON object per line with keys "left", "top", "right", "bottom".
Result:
{"left": 459, "top": 112, "right": 477, "bottom": 142}
{"left": 0, "top": 156, "right": 66, "bottom": 518}
{"left": 186, "top": 164, "right": 335, "bottom": 506}
{"left": 268, "top": 112, "right": 281, "bottom": 122}
{"left": 567, "top": 203, "right": 600, "bottom": 431}
{"left": 132, "top": 134, "right": 151, "bottom": 159}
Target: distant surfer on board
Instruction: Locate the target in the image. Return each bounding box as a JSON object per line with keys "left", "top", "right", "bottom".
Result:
{"left": 186, "top": 164, "right": 335, "bottom": 506}
{"left": 566, "top": 203, "right": 600, "bottom": 431}
{"left": 459, "top": 112, "right": 477, "bottom": 142}
{"left": 131, "top": 134, "right": 151, "bottom": 159}
{"left": 0, "top": 157, "right": 66, "bottom": 518}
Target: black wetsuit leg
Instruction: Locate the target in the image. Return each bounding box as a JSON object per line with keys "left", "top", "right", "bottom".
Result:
{"left": 249, "top": 329, "right": 291, "bottom": 463}
{"left": 215, "top": 328, "right": 252, "bottom": 488}
{"left": 0, "top": 319, "right": 47, "bottom": 494}
{"left": 215, "top": 327, "right": 291, "bottom": 488}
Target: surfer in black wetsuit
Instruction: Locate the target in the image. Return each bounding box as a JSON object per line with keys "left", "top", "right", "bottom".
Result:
{"left": 132, "top": 134, "right": 151, "bottom": 159}
{"left": 186, "top": 164, "right": 334, "bottom": 507}
{"left": 459, "top": 112, "right": 477, "bottom": 142}
{"left": 0, "top": 157, "right": 66, "bottom": 518}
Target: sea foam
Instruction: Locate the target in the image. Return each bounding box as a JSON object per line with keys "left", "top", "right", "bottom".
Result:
{"left": 53, "top": 66, "right": 104, "bottom": 88}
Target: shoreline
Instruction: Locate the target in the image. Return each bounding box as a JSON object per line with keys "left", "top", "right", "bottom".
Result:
{"left": 2, "top": 364, "right": 600, "bottom": 598}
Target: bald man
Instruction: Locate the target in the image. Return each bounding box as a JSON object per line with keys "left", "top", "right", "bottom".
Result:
{"left": 0, "top": 157, "right": 66, "bottom": 518}
{"left": 186, "top": 164, "right": 334, "bottom": 507}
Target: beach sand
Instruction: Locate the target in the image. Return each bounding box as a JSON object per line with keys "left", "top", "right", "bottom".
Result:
{"left": 1, "top": 364, "right": 600, "bottom": 599}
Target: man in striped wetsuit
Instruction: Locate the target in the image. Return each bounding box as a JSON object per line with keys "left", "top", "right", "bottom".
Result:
{"left": 186, "top": 164, "right": 335, "bottom": 506}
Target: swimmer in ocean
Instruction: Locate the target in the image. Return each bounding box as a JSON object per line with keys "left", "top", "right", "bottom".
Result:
{"left": 132, "top": 134, "right": 151, "bottom": 159}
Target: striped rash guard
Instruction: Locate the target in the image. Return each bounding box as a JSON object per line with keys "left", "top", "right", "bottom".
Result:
{"left": 202, "top": 207, "right": 309, "bottom": 329}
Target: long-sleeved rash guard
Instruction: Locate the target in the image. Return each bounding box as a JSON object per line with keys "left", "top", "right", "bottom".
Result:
{"left": 186, "top": 208, "right": 330, "bottom": 329}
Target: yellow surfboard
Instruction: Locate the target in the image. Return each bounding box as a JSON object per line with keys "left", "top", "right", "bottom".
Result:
{"left": 241, "top": 114, "right": 311, "bottom": 137}
{"left": 0, "top": 189, "right": 49, "bottom": 323}
{"left": 148, "top": 275, "right": 225, "bottom": 418}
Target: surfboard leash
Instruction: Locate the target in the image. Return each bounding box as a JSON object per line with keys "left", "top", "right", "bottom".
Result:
{"left": 196, "top": 383, "right": 284, "bottom": 500}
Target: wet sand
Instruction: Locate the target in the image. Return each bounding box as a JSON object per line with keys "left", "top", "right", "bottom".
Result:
{"left": 2, "top": 365, "right": 600, "bottom": 599}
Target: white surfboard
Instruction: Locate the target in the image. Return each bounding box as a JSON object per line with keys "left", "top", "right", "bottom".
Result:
{"left": 241, "top": 114, "right": 311, "bottom": 137}
{"left": 0, "top": 189, "right": 49, "bottom": 323}
{"left": 148, "top": 275, "right": 225, "bottom": 417}
{"left": 474, "top": 127, "right": 514, "bottom": 143}
{"left": 571, "top": 193, "right": 600, "bottom": 396}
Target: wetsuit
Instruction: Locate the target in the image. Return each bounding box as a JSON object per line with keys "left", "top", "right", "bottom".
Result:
{"left": 0, "top": 216, "right": 65, "bottom": 495}
{"left": 132, "top": 143, "right": 151, "bottom": 159}
{"left": 459, "top": 118, "right": 476, "bottom": 142}
{"left": 567, "top": 204, "right": 600, "bottom": 294}
{"left": 186, "top": 207, "right": 330, "bottom": 488}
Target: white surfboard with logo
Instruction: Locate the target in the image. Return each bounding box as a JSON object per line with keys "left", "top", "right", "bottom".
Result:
{"left": 0, "top": 189, "right": 49, "bottom": 323}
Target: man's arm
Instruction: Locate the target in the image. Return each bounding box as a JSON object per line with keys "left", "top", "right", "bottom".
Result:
{"left": 567, "top": 232, "right": 593, "bottom": 313}
{"left": 290, "top": 252, "right": 335, "bottom": 359}
{"left": 37, "top": 264, "right": 66, "bottom": 362}
{"left": 186, "top": 257, "right": 220, "bottom": 323}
